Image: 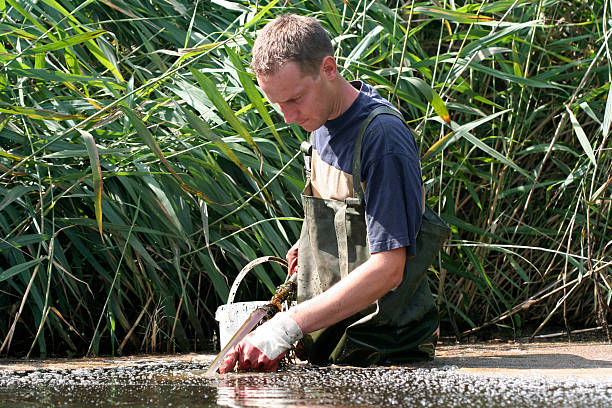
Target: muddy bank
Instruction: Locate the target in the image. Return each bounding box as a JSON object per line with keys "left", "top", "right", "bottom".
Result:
{"left": 2, "top": 341, "right": 610, "bottom": 380}
{"left": 433, "top": 341, "right": 612, "bottom": 380}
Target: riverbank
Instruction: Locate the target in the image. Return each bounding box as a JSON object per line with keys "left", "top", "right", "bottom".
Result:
{"left": 433, "top": 341, "right": 612, "bottom": 380}
{"left": 1, "top": 340, "right": 610, "bottom": 381}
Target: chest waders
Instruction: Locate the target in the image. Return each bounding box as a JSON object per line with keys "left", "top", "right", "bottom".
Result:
{"left": 297, "top": 105, "right": 451, "bottom": 366}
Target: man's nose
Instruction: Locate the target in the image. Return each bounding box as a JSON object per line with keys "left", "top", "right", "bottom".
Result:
{"left": 280, "top": 104, "right": 295, "bottom": 124}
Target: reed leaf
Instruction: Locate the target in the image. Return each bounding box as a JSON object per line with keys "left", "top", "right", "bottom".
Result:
{"left": 0, "top": 257, "right": 46, "bottom": 283}
{"left": 24, "top": 29, "right": 107, "bottom": 54}
{"left": 80, "top": 130, "right": 103, "bottom": 236}
{"left": 189, "top": 67, "right": 260, "bottom": 155}
{"left": 566, "top": 106, "right": 597, "bottom": 167}
{"left": 412, "top": 6, "right": 496, "bottom": 24}
{"left": 225, "top": 46, "right": 289, "bottom": 154}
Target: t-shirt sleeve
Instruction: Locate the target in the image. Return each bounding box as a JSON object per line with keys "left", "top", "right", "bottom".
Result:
{"left": 362, "top": 117, "right": 423, "bottom": 256}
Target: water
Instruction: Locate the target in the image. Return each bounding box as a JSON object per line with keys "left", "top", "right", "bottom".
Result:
{"left": 1, "top": 358, "right": 611, "bottom": 407}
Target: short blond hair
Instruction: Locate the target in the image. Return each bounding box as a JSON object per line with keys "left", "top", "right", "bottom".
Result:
{"left": 251, "top": 14, "right": 334, "bottom": 78}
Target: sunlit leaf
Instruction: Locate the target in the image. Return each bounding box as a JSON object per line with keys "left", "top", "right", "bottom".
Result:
{"left": 24, "top": 29, "right": 107, "bottom": 54}
{"left": 402, "top": 77, "right": 450, "bottom": 123}
{"left": 190, "top": 67, "right": 260, "bottom": 156}
{"left": 0, "top": 104, "right": 87, "bottom": 120}
{"left": 243, "top": 0, "right": 281, "bottom": 29}
{"left": 566, "top": 105, "right": 597, "bottom": 167}
{"left": 413, "top": 6, "right": 495, "bottom": 24}
{"left": 225, "top": 46, "right": 289, "bottom": 154}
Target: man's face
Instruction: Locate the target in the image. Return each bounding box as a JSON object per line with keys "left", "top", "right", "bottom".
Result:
{"left": 257, "top": 61, "right": 332, "bottom": 132}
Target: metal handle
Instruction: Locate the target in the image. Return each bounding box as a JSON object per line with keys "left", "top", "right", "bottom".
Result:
{"left": 226, "top": 256, "right": 288, "bottom": 305}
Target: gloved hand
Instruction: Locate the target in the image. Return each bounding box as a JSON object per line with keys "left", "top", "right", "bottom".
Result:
{"left": 218, "top": 311, "right": 303, "bottom": 373}
{"left": 286, "top": 242, "right": 299, "bottom": 276}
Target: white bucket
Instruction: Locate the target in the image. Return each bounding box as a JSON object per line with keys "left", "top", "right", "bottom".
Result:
{"left": 214, "top": 256, "right": 292, "bottom": 350}
{"left": 215, "top": 301, "right": 268, "bottom": 349}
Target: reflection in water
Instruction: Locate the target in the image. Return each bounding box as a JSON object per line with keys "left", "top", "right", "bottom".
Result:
{"left": 215, "top": 370, "right": 375, "bottom": 408}
{"left": 218, "top": 376, "right": 303, "bottom": 408}
{"left": 214, "top": 364, "right": 612, "bottom": 408}
{"left": 0, "top": 360, "right": 610, "bottom": 407}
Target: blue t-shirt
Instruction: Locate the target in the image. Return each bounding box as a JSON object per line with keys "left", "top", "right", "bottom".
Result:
{"left": 310, "top": 81, "right": 423, "bottom": 256}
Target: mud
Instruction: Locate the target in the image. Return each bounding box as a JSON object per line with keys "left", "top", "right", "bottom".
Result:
{"left": 0, "top": 341, "right": 610, "bottom": 407}
{"left": 434, "top": 341, "right": 612, "bottom": 380}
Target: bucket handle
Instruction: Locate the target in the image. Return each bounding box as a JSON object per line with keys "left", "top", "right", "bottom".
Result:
{"left": 227, "top": 256, "right": 288, "bottom": 305}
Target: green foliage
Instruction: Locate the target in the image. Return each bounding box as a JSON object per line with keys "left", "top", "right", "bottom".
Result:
{"left": 0, "top": 0, "right": 610, "bottom": 356}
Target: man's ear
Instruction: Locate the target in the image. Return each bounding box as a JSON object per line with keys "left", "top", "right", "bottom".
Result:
{"left": 320, "top": 56, "right": 337, "bottom": 80}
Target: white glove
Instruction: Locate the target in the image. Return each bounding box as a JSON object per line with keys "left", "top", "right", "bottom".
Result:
{"left": 219, "top": 312, "right": 303, "bottom": 373}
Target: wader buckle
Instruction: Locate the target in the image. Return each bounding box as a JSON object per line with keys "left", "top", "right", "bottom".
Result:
{"left": 344, "top": 197, "right": 362, "bottom": 207}
{"left": 300, "top": 141, "right": 312, "bottom": 155}
{"left": 301, "top": 141, "right": 313, "bottom": 174}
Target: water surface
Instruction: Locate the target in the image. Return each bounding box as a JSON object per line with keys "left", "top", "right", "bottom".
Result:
{"left": 1, "top": 359, "right": 611, "bottom": 407}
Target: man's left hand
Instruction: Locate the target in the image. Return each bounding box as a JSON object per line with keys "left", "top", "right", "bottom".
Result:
{"left": 286, "top": 242, "right": 299, "bottom": 276}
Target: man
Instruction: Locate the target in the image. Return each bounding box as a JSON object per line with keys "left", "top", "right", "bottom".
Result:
{"left": 219, "top": 13, "right": 448, "bottom": 373}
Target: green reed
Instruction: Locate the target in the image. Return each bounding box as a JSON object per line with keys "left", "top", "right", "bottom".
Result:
{"left": 0, "top": 0, "right": 609, "bottom": 357}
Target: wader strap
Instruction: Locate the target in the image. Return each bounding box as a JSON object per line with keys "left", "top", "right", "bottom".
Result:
{"left": 350, "top": 105, "right": 405, "bottom": 205}
{"left": 301, "top": 140, "right": 313, "bottom": 176}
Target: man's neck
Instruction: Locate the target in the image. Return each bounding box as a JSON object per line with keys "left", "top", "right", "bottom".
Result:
{"left": 328, "top": 77, "right": 360, "bottom": 121}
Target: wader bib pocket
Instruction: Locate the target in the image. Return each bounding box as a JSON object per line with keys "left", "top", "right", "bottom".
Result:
{"left": 297, "top": 106, "right": 451, "bottom": 366}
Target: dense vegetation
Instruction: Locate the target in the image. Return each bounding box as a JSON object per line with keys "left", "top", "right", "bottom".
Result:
{"left": 0, "top": 0, "right": 609, "bottom": 357}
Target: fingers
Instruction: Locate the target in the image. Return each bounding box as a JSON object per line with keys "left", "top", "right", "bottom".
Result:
{"left": 238, "top": 341, "right": 265, "bottom": 370}
{"left": 243, "top": 350, "right": 281, "bottom": 372}
{"left": 262, "top": 355, "right": 281, "bottom": 371}
{"left": 286, "top": 241, "right": 299, "bottom": 276}
{"left": 218, "top": 341, "right": 263, "bottom": 373}
{"left": 218, "top": 346, "right": 240, "bottom": 374}
{"left": 288, "top": 257, "right": 298, "bottom": 276}
{"left": 218, "top": 340, "right": 284, "bottom": 373}
{"left": 286, "top": 242, "right": 299, "bottom": 260}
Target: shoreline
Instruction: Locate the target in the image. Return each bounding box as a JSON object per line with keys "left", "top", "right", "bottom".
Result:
{"left": 1, "top": 340, "right": 611, "bottom": 381}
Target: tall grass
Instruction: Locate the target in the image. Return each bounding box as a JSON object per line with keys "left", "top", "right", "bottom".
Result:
{"left": 0, "top": 0, "right": 609, "bottom": 357}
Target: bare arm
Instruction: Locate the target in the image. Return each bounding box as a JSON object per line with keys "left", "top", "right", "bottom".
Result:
{"left": 288, "top": 247, "right": 406, "bottom": 333}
